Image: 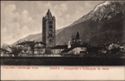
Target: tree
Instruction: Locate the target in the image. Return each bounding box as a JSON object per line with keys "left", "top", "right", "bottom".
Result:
{"left": 9, "top": 46, "right": 22, "bottom": 57}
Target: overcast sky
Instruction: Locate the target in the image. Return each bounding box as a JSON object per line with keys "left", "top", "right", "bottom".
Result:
{"left": 1, "top": 1, "right": 103, "bottom": 45}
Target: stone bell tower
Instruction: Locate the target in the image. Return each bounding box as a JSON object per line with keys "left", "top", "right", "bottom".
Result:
{"left": 42, "top": 9, "right": 56, "bottom": 53}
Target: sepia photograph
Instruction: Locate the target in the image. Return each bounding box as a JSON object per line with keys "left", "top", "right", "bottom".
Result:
{"left": 1, "top": 0, "right": 125, "bottom": 65}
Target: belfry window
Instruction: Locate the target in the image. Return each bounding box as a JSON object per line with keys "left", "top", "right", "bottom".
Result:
{"left": 48, "top": 33, "right": 53, "bottom": 37}
{"left": 49, "top": 21, "right": 53, "bottom": 25}
{"left": 49, "top": 25, "right": 53, "bottom": 29}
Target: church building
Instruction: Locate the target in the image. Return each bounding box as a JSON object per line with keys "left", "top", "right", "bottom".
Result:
{"left": 42, "top": 9, "right": 56, "bottom": 53}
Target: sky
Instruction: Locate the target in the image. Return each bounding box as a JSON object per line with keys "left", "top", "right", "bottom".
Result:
{"left": 1, "top": 1, "right": 103, "bottom": 45}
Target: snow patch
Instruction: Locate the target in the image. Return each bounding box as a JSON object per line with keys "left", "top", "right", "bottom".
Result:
{"left": 94, "top": 1, "right": 111, "bottom": 12}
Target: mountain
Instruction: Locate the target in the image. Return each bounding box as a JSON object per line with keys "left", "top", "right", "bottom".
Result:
{"left": 56, "top": 1, "right": 125, "bottom": 46}
{"left": 16, "top": 1, "right": 125, "bottom": 46}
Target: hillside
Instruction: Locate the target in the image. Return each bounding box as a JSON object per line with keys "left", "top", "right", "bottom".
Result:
{"left": 56, "top": 1, "right": 125, "bottom": 46}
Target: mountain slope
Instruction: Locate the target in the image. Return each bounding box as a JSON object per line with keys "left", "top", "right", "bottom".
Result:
{"left": 56, "top": 1, "right": 125, "bottom": 46}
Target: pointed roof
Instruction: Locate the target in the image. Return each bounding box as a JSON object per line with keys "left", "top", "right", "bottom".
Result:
{"left": 76, "top": 32, "right": 80, "bottom": 39}
{"left": 46, "top": 9, "right": 52, "bottom": 17}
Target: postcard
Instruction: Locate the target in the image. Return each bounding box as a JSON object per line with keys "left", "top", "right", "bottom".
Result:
{"left": 1, "top": 0, "right": 125, "bottom": 80}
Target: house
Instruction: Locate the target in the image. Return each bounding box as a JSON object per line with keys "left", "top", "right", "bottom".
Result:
{"left": 51, "top": 45, "right": 67, "bottom": 54}
{"left": 61, "top": 45, "right": 88, "bottom": 56}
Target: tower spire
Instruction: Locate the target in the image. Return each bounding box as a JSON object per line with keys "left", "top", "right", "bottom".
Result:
{"left": 46, "top": 9, "right": 52, "bottom": 17}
